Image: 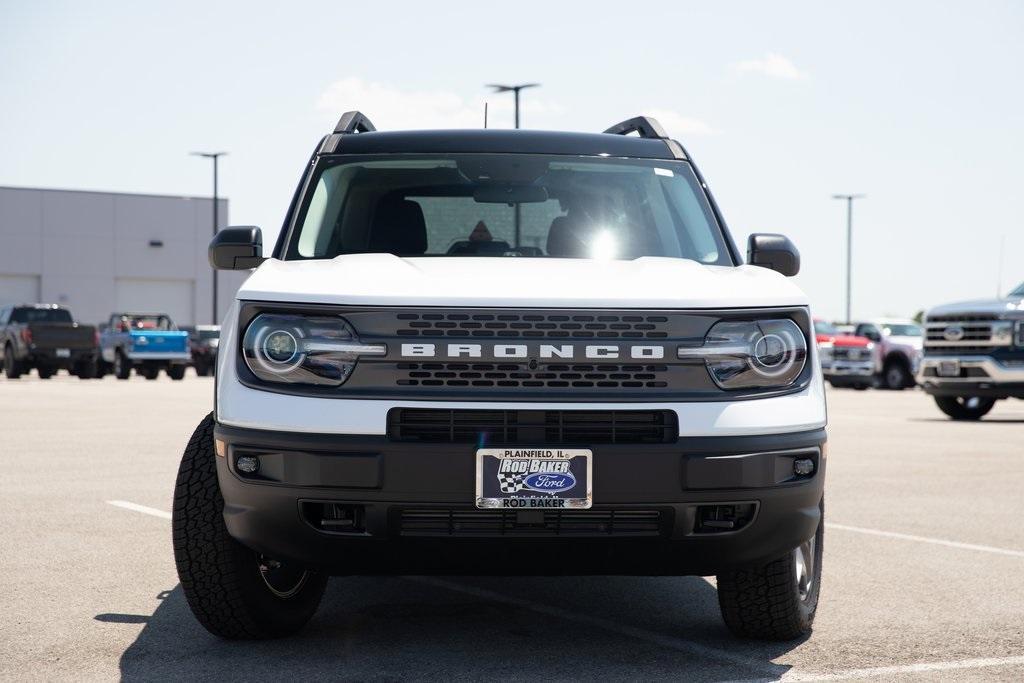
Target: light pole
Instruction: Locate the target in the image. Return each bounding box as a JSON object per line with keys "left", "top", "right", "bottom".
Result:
{"left": 191, "top": 152, "right": 227, "bottom": 324}
{"left": 832, "top": 193, "right": 865, "bottom": 324}
{"left": 486, "top": 83, "right": 539, "bottom": 247}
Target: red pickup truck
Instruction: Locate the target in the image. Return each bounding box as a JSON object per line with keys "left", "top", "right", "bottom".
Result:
{"left": 814, "top": 319, "right": 877, "bottom": 390}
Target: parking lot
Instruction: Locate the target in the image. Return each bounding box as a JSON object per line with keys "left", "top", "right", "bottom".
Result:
{"left": 2, "top": 374, "right": 1023, "bottom": 682}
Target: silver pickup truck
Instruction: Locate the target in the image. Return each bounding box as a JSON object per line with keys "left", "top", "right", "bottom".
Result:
{"left": 918, "top": 281, "right": 1024, "bottom": 419}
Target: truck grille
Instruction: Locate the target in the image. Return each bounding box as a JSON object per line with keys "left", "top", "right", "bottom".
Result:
{"left": 398, "top": 508, "right": 665, "bottom": 537}
{"left": 387, "top": 408, "right": 678, "bottom": 444}
{"left": 924, "top": 314, "right": 1004, "bottom": 351}
{"left": 394, "top": 312, "right": 670, "bottom": 339}
{"left": 832, "top": 346, "right": 870, "bottom": 361}
{"left": 396, "top": 362, "right": 669, "bottom": 389}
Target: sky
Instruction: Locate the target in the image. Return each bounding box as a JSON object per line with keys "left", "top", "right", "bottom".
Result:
{"left": 1, "top": 0, "right": 1022, "bottom": 321}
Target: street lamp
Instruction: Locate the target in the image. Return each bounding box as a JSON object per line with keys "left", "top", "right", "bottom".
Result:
{"left": 191, "top": 151, "right": 227, "bottom": 324}
{"left": 486, "top": 83, "right": 540, "bottom": 129}
{"left": 831, "top": 193, "right": 865, "bottom": 324}
{"left": 485, "top": 83, "right": 539, "bottom": 247}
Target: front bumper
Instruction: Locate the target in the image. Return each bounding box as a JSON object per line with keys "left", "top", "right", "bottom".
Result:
{"left": 918, "top": 355, "right": 1024, "bottom": 398}
{"left": 821, "top": 360, "right": 874, "bottom": 378}
{"left": 213, "top": 422, "right": 826, "bottom": 576}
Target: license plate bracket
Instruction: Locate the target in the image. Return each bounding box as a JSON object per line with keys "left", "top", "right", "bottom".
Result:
{"left": 476, "top": 448, "right": 592, "bottom": 510}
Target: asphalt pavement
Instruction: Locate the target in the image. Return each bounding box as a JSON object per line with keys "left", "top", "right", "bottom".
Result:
{"left": 2, "top": 372, "right": 1023, "bottom": 681}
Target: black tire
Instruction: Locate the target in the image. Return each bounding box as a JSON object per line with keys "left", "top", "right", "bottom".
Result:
{"left": 853, "top": 383, "right": 868, "bottom": 391}
{"left": 195, "top": 362, "right": 212, "bottom": 377}
{"left": 172, "top": 414, "right": 327, "bottom": 638}
{"left": 114, "top": 351, "right": 131, "bottom": 380}
{"left": 167, "top": 365, "right": 186, "bottom": 381}
{"left": 95, "top": 360, "right": 111, "bottom": 378}
{"left": 37, "top": 366, "right": 55, "bottom": 379}
{"left": 934, "top": 396, "right": 996, "bottom": 421}
{"left": 74, "top": 358, "right": 98, "bottom": 380}
{"left": 4, "top": 344, "right": 23, "bottom": 379}
{"left": 717, "top": 499, "right": 824, "bottom": 640}
{"left": 882, "top": 360, "right": 911, "bottom": 390}
{"left": 140, "top": 366, "right": 159, "bottom": 380}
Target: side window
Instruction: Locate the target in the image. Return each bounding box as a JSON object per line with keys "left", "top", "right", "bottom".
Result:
{"left": 0, "top": 307, "right": 9, "bottom": 325}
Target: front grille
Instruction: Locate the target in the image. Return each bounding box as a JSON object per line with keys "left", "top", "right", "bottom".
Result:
{"left": 394, "top": 312, "right": 670, "bottom": 339}
{"left": 387, "top": 408, "right": 678, "bottom": 444}
{"left": 922, "top": 345, "right": 995, "bottom": 355}
{"left": 926, "top": 313, "right": 999, "bottom": 323}
{"left": 925, "top": 323, "right": 993, "bottom": 344}
{"left": 832, "top": 347, "right": 870, "bottom": 361}
{"left": 396, "top": 362, "right": 669, "bottom": 389}
{"left": 398, "top": 507, "right": 665, "bottom": 537}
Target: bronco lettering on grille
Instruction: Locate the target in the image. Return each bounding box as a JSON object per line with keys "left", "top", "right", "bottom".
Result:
{"left": 400, "top": 343, "right": 665, "bottom": 360}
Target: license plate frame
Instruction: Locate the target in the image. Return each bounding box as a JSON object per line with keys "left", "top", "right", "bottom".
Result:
{"left": 937, "top": 360, "right": 961, "bottom": 377}
{"left": 475, "top": 448, "right": 592, "bottom": 510}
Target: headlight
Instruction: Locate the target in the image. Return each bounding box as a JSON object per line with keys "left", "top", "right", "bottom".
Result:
{"left": 992, "top": 321, "right": 1014, "bottom": 346}
{"left": 242, "top": 314, "right": 386, "bottom": 386}
{"left": 678, "top": 318, "right": 808, "bottom": 389}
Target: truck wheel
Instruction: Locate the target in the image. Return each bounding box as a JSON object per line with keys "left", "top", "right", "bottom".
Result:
{"left": 195, "top": 362, "right": 212, "bottom": 377}
{"left": 167, "top": 365, "right": 186, "bottom": 380}
{"left": 716, "top": 499, "right": 824, "bottom": 640}
{"left": 4, "top": 345, "right": 23, "bottom": 379}
{"left": 114, "top": 351, "right": 131, "bottom": 380}
{"left": 883, "top": 361, "right": 911, "bottom": 390}
{"left": 37, "top": 367, "right": 55, "bottom": 379}
{"left": 74, "top": 358, "right": 98, "bottom": 380}
{"left": 141, "top": 366, "right": 159, "bottom": 380}
{"left": 934, "top": 396, "right": 996, "bottom": 421}
{"left": 173, "top": 414, "right": 327, "bottom": 638}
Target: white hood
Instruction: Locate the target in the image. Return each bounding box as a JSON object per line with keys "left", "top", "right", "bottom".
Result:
{"left": 236, "top": 255, "right": 808, "bottom": 309}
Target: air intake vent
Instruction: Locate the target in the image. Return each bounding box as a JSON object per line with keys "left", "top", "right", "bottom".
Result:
{"left": 387, "top": 409, "right": 678, "bottom": 445}
{"left": 399, "top": 508, "right": 665, "bottom": 537}
{"left": 396, "top": 362, "right": 669, "bottom": 389}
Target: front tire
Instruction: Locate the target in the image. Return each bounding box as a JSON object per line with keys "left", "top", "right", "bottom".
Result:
{"left": 172, "top": 414, "right": 327, "bottom": 638}
{"left": 114, "top": 351, "right": 131, "bottom": 380}
{"left": 716, "top": 499, "right": 824, "bottom": 640}
{"left": 4, "top": 345, "right": 23, "bottom": 379}
{"left": 883, "top": 361, "right": 911, "bottom": 390}
{"left": 934, "top": 395, "right": 996, "bottom": 421}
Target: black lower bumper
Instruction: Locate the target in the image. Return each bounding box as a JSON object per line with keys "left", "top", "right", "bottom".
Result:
{"left": 213, "top": 423, "right": 826, "bottom": 576}
{"left": 27, "top": 348, "right": 95, "bottom": 369}
{"left": 920, "top": 382, "right": 1024, "bottom": 399}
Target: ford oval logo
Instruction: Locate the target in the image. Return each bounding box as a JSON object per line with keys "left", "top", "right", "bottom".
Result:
{"left": 943, "top": 325, "right": 965, "bottom": 342}
{"left": 522, "top": 471, "right": 576, "bottom": 493}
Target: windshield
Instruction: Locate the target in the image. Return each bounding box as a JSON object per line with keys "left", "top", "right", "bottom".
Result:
{"left": 285, "top": 154, "right": 731, "bottom": 264}
{"left": 11, "top": 308, "right": 72, "bottom": 324}
{"left": 883, "top": 324, "right": 922, "bottom": 337}
{"left": 1010, "top": 282, "right": 1024, "bottom": 297}
{"left": 116, "top": 315, "right": 174, "bottom": 331}
{"left": 814, "top": 321, "right": 838, "bottom": 336}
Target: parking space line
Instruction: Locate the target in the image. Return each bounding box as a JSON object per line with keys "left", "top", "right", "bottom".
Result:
{"left": 409, "top": 576, "right": 782, "bottom": 678}
{"left": 106, "top": 500, "right": 172, "bottom": 520}
{"left": 826, "top": 523, "right": 1024, "bottom": 559}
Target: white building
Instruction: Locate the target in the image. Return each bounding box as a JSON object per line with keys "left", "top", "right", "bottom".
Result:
{"left": 0, "top": 186, "right": 248, "bottom": 327}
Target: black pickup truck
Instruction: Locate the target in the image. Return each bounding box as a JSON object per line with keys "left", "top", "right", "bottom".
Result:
{"left": 0, "top": 304, "right": 99, "bottom": 379}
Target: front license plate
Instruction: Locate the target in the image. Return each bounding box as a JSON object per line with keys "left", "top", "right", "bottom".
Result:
{"left": 56, "top": 348, "right": 70, "bottom": 358}
{"left": 938, "top": 360, "right": 960, "bottom": 377}
{"left": 476, "top": 448, "right": 592, "bottom": 510}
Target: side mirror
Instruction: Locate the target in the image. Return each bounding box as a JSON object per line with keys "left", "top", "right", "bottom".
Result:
{"left": 747, "top": 233, "right": 800, "bottom": 277}
{"left": 209, "top": 227, "right": 264, "bottom": 270}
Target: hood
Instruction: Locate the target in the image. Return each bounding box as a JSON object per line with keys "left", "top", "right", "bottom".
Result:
{"left": 927, "top": 295, "right": 1024, "bottom": 319}
{"left": 825, "top": 333, "right": 872, "bottom": 348}
{"left": 887, "top": 334, "right": 923, "bottom": 350}
{"left": 237, "top": 255, "right": 809, "bottom": 309}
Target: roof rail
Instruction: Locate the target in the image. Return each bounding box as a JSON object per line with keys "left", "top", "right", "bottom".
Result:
{"left": 333, "top": 111, "right": 376, "bottom": 134}
{"left": 603, "top": 116, "right": 668, "bottom": 140}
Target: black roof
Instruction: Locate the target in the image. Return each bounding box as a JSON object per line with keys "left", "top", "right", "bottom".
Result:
{"left": 325, "top": 129, "right": 681, "bottom": 160}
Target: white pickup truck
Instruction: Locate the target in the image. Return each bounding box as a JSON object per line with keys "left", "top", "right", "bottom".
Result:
{"left": 171, "top": 113, "right": 828, "bottom": 642}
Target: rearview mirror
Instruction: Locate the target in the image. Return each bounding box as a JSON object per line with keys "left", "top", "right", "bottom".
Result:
{"left": 747, "top": 233, "right": 800, "bottom": 277}
{"left": 473, "top": 184, "right": 549, "bottom": 204}
{"left": 209, "top": 227, "right": 264, "bottom": 270}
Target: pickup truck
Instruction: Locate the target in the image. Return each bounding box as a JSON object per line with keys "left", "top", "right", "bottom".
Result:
{"left": 814, "top": 319, "right": 876, "bottom": 389}
{"left": 853, "top": 319, "right": 923, "bottom": 390}
{"left": 1, "top": 304, "right": 98, "bottom": 379}
{"left": 98, "top": 313, "right": 190, "bottom": 380}
{"left": 918, "top": 281, "right": 1024, "bottom": 419}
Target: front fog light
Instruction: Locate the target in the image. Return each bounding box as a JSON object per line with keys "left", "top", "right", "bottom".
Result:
{"left": 678, "top": 318, "right": 808, "bottom": 390}
{"left": 242, "top": 313, "right": 386, "bottom": 386}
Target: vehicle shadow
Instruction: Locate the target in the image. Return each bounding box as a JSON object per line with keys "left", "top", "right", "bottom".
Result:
{"left": 908, "top": 418, "right": 1024, "bottom": 425}
{"left": 113, "top": 576, "right": 802, "bottom": 681}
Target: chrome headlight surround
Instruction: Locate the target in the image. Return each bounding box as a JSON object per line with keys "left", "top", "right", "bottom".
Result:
{"left": 241, "top": 313, "right": 385, "bottom": 386}
{"left": 678, "top": 318, "right": 808, "bottom": 390}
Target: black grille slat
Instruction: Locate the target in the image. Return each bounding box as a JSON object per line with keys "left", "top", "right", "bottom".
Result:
{"left": 395, "top": 312, "right": 670, "bottom": 339}
{"left": 396, "top": 362, "right": 669, "bottom": 389}
{"left": 399, "top": 508, "right": 664, "bottom": 537}
{"left": 388, "top": 409, "right": 677, "bottom": 444}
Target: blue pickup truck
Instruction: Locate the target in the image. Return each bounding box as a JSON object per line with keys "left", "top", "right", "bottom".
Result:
{"left": 98, "top": 313, "right": 190, "bottom": 380}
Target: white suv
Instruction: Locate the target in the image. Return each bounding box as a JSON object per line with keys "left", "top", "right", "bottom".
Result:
{"left": 171, "top": 113, "right": 828, "bottom": 641}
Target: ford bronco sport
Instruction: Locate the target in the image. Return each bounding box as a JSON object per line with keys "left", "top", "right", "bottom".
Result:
{"left": 172, "top": 112, "right": 828, "bottom": 641}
